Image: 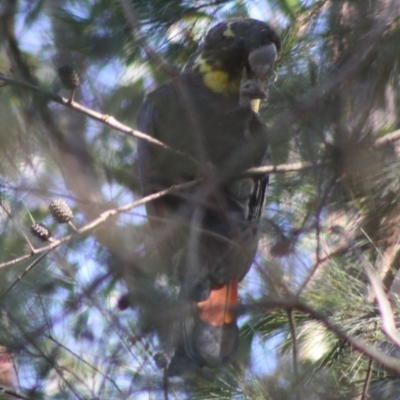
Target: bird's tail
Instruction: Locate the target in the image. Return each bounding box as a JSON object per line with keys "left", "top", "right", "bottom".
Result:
{"left": 196, "top": 279, "right": 238, "bottom": 326}
{"left": 168, "top": 279, "right": 239, "bottom": 375}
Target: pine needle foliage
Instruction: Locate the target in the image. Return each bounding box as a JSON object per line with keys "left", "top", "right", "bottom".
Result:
{"left": 1, "top": 0, "right": 400, "bottom": 398}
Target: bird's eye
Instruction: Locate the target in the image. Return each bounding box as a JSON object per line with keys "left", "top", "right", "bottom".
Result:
{"left": 260, "top": 29, "right": 271, "bottom": 45}
{"left": 235, "top": 36, "right": 245, "bottom": 47}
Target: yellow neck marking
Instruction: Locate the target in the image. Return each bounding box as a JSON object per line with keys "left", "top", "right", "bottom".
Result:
{"left": 203, "top": 70, "right": 240, "bottom": 94}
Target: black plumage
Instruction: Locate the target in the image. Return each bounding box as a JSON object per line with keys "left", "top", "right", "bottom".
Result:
{"left": 136, "top": 18, "right": 280, "bottom": 373}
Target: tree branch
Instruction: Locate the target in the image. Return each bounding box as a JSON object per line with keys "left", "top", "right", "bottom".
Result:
{"left": 0, "top": 180, "right": 199, "bottom": 270}
{"left": 361, "top": 358, "right": 373, "bottom": 400}
{"left": 373, "top": 129, "right": 400, "bottom": 147}
{"left": 336, "top": 228, "right": 400, "bottom": 350}
{"left": 0, "top": 250, "right": 51, "bottom": 301}
{"left": 246, "top": 296, "right": 400, "bottom": 377}
{"left": 360, "top": 254, "right": 400, "bottom": 348}
{"left": 0, "top": 72, "right": 197, "bottom": 165}
{"left": 0, "top": 386, "right": 32, "bottom": 400}
{"left": 382, "top": 248, "right": 400, "bottom": 293}
{"left": 47, "top": 335, "right": 124, "bottom": 397}
{"left": 1, "top": 71, "right": 400, "bottom": 181}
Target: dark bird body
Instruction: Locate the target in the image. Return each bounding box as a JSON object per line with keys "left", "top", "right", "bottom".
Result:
{"left": 136, "top": 18, "right": 280, "bottom": 373}
{"left": 138, "top": 73, "right": 267, "bottom": 190}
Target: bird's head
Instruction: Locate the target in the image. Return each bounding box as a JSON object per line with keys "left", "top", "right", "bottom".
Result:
{"left": 186, "top": 18, "right": 281, "bottom": 95}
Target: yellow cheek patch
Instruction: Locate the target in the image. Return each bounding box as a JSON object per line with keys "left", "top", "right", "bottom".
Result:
{"left": 194, "top": 55, "right": 240, "bottom": 94}
{"left": 194, "top": 55, "right": 214, "bottom": 72}
{"left": 203, "top": 70, "right": 240, "bottom": 94}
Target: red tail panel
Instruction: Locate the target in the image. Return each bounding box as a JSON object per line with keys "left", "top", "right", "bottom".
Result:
{"left": 196, "top": 279, "right": 238, "bottom": 326}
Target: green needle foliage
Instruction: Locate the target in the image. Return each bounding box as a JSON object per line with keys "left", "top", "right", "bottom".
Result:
{"left": 1, "top": 0, "right": 400, "bottom": 399}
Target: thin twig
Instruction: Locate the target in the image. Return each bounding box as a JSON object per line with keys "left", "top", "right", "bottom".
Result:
{"left": 0, "top": 203, "right": 35, "bottom": 252}
{"left": 361, "top": 256, "right": 400, "bottom": 348}
{"left": 67, "top": 220, "right": 78, "bottom": 232}
{"left": 373, "top": 129, "right": 400, "bottom": 147}
{"left": 334, "top": 230, "right": 400, "bottom": 347}
{"left": 296, "top": 177, "right": 337, "bottom": 295}
{"left": 0, "top": 386, "right": 32, "bottom": 400}
{"left": 0, "top": 73, "right": 324, "bottom": 178}
{"left": 336, "top": 228, "right": 400, "bottom": 348}
{"left": 119, "top": 0, "right": 180, "bottom": 78}
{"left": 0, "top": 254, "right": 32, "bottom": 269}
{"left": 0, "top": 180, "right": 199, "bottom": 269}
{"left": 246, "top": 296, "right": 400, "bottom": 376}
{"left": 0, "top": 73, "right": 197, "bottom": 165}
{"left": 0, "top": 160, "right": 321, "bottom": 272}
{"left": 244, "top": 161, "right": 320, "bottom": 177}
{"left": 6, "top": 313, "right": 90, "bottom": 399}
{"left": 382, "top": 248, "right": 400, "bottom": 293}
{"left": 361, "top": 358, "right": 373, "bottom": 400}
{"left": 47, "top": 335, "right": 124, "bottom": 397}
{"left": 0, "top": 250, "right": 51, "bottom": 301}
{"left": 2, "top": 71, "right": 400, "bottom": 180}
{"left": 288, "top": 310, "right": 301, "bottom": 400}
{"left": 269, "top": 10, "right": 397, "bottom": 153}
{"left": 162, "top": 368, "right": 169, "bottom": 400}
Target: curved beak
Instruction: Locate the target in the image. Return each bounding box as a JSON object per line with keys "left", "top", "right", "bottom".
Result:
{"left": 248, "top": 43, "right": 278, "bottom": 79}
{"left": 249, "top": 83, "right": 266, "bottom": 100}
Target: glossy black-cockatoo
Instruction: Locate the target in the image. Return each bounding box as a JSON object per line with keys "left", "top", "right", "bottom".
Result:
{"left": 136, "top": 18, "right": 280, "bottom": 374}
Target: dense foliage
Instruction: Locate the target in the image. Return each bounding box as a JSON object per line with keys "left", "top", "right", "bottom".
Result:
{"left": 1, "top": 0, "right": 400, "bottom": 398}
